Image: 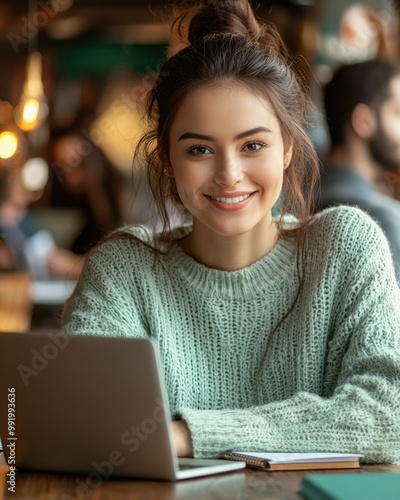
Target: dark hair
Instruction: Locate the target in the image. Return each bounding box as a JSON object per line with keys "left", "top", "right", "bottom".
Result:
{"left": 135, "top": 0, "right": 320, "bottom": 250}
{"left": 324, "top": 59, "right": 400, "bottom": 147}
{"left": 64, "top": 0, "right": 321, "bottom": 346}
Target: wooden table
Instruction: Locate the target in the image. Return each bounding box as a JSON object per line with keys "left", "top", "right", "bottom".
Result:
{"left": 0, "top": 458, "right": 398, "bottom": 500}
{"left": 0, "top": 273, "right": 32, "bottom": 333}
{"left": 0, "top": 273, "right": 74, "bottom": 332}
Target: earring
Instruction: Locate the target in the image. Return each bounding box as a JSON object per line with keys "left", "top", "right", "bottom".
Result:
{"left": 163, "top": 168, "right": 175, "bottom": 179}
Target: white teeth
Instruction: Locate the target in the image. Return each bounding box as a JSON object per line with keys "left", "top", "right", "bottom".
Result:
{"left": 209, "top": 194, "right": 250, "bottom": 204}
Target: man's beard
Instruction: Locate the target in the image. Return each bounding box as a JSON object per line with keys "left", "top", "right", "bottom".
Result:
{"left": 368, "top": 115, "right": 400, "bottom": 170}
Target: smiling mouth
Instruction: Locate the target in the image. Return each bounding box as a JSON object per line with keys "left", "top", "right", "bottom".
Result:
{"left": 207, "top": 193, "right": 252, "bottom": 204}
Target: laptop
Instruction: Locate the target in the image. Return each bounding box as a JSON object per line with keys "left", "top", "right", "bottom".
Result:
{"left": 0, "top": 331, "right": 245, "bottom": 480}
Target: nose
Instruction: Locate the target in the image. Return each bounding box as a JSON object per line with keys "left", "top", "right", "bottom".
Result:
{"left": 214, "top": 154, "right": 244, "bottom": 188}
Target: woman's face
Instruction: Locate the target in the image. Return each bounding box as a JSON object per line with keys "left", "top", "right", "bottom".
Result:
{"left": 169, "top": 83, "right": 291, "bottom": 239}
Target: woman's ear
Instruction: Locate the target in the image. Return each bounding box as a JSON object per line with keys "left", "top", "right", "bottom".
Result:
{"left": 163, "top": 167, "right": 175, "bottom": 178}
{"left": 160, "top": 149, "right": 175, "bottom": 178}
{"left": 164, "top": 159, "right": 175, "bottom": 178}
{"left": 350, "top": 103, "right": 376, "bottom": 139}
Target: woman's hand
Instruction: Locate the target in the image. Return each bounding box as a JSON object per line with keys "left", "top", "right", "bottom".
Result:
{"left": 171, "top": 420, "right": 193, "bottom": 457}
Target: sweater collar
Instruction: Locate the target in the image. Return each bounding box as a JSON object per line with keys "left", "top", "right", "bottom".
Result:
{"left": 164, "top": 224, "right": 297, "bottom": 299}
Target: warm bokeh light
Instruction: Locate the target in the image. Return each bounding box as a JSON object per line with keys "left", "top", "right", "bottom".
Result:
{"left": 90, "top": 75, "right": 145, "bottom": 171}
{"left": 22, "top": 157, "right": 49, "bottom": 191}
{"left": 0, "top": 131, "right": 18, "bottom": 159}
{"left": 14, "top": 97, "right": 48, "bottom": 132}
{"left": 22, "top": 98, "right": 40, "bottom": 125}
{"left": 14, "top": 52, "right": 49, "bottom": 132}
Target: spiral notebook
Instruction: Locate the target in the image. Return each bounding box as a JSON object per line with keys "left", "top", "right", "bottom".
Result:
{"left": 222, "top": 451, "right": 364, "bottom": 471}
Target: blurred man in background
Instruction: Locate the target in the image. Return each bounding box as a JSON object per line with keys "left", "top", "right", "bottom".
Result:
{"left": 315, "top": 59, "right": 400, "bottom": 282}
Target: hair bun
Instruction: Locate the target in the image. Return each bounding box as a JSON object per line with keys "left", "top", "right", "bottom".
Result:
{"left": 170, "top": 0, "right": 288, "bottom": 60}
{"left": 189, "top": 0, "right": 260, "bottom": 43}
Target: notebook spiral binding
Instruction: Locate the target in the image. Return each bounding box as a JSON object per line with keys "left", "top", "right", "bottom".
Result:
{"left": 223, "top": 451, "right": 268, "bottom": 469}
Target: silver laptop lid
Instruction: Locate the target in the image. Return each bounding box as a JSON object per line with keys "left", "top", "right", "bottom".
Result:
{"left": 0, "top": 331, "right": 178, "bottom": 480}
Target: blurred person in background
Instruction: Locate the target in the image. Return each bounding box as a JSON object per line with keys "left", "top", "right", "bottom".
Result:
{"left": 0, "top": 169, "right": 38, "bottom": 272}
{"left": 0, "top": 168, "right": 24, "bottom": 271}
{"left": 50, "top": 130, "right": 124, "bottom": 255}
{"left": 315, "top": 59, "right": 400, "bottom": 283}
{"left": 0, "top": 168, "right": 84, "bottom": 278}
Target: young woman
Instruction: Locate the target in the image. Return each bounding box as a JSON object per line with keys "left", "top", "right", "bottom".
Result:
{"left": 63, "top": 0, "right": 400, "bottom": 464}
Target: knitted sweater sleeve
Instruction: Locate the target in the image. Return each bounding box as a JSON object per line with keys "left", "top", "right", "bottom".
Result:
{"left": 62, "top": 238, "right": 149, "bottom": 338}
{"left": 179, "top": 217, "right": 400, "bottom": 464}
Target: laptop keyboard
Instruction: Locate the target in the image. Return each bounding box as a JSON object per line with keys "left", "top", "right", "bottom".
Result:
{"left": 178, "top": 463, "right": 211, "bottom": 470}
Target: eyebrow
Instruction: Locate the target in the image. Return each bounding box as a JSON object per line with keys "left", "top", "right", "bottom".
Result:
{"left": 177, "top": 126, "right": 272, "bottom": 142}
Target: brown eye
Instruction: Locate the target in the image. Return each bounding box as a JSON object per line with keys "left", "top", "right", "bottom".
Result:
{"left": 188, "top": 146, "right": 211, "bottom": 155}
{"left": 243, "top": 142, "right": 264, "bottom": 152}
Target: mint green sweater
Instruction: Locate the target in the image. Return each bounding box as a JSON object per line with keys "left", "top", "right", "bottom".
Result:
{"left": 63, "top": 206, "right": 400, "bottom": 464}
